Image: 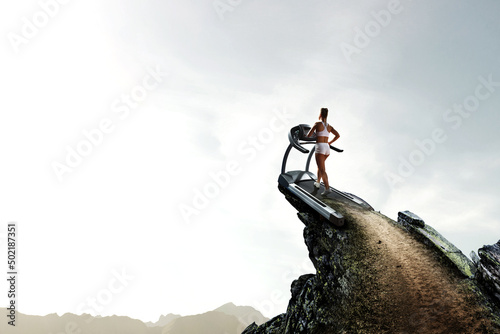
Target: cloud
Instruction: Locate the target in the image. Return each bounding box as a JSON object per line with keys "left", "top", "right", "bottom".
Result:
{"left": 2, "top": 0, "right": 500, "bottom": 322}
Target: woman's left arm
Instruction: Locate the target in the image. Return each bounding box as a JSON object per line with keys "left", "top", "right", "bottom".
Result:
{"left": 328, "top": 126, "right": 340, "bottom": 144}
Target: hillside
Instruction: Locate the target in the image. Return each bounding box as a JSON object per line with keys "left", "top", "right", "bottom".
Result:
{"left": 243, "top": 186, "right": 500, "bottom": 333}
{"left": 0, "top": 302, "right": 267, "bottom": 334}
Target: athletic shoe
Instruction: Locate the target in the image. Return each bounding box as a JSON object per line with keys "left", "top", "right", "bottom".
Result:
{"left": 314, "top": 182, "right": 320, "bottom": 188}
{"left": 321, "top": 189, "right": 331, "bottom": 196}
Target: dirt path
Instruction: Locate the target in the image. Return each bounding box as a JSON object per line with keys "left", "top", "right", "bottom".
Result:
{"left": 346, "top": 207, "right": 499, "bottom": 334}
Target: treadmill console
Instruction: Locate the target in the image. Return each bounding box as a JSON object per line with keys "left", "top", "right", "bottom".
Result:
{"left": 291, "top": 124, "right": 316, "bottom": 142}
{"left": 288, "top": 124, "right": 315, "bottom": 154}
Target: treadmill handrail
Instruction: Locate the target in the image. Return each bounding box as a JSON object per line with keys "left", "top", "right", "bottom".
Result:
{"left": 288, "top": 124, "right": 314, "bottom": 153}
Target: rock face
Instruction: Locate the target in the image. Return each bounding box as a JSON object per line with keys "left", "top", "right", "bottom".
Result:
{"left": 397, "top": 210, "right": 425, "bottom": 228}
{"left": 243, "top": 187, "right": 500, "bottom": 333}
{"left": 475, "top": 240, "right": 500, "bottom": 304}
{"left": 397, "top": 210, "right": 476, "bottom": 278}
{"left": 243, "top": 212, "right": 362, "bottom": 334}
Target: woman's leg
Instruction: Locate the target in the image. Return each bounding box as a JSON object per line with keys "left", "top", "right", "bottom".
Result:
{"left": 315, "top": 154, "right": 322, "bottom": 183}
{"left": 323, "top": 154, "right": 330, "bottom": 189}
{"left": 315, "top": 153, "right": 328, "bottom": 187}
{"left": 315, "top": 147, "right": 322, "bottom": 184}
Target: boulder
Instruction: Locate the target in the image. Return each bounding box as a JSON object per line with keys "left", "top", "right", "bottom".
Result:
{"left": 476, "top": 240, "right": 500, "bottom": 303}
{"left": 398, "top": 210, "right": 425, "bottom": 228}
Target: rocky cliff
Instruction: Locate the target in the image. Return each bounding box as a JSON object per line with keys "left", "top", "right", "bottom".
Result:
{"left": 474, "top": 241, "right": 500, "bottom": 306}
{"left": 243, "top": 186, "right": 500, "bottom": 333}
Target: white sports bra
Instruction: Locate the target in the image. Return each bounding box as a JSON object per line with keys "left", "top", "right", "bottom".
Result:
{"left": 317, "top": 121, "right": 329, "bottom": 137}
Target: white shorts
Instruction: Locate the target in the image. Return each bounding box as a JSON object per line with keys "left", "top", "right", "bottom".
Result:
{"left": 315, "top": 142, "right": 330, "bottom": 156}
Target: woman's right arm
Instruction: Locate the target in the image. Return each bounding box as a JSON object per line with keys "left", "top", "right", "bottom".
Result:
{"left": 306, "top": 123, "right": 317, "bottom": 137}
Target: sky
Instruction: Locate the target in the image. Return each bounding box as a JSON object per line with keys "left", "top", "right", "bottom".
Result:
{"left": 1, "top": 0, "right": 500, "bottom": 324}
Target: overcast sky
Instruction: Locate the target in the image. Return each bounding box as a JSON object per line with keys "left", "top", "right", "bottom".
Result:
{"left": 1, "top": 0, "right": 500, "bottom": 323}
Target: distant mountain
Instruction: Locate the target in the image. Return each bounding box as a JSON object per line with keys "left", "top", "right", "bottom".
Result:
{"left": 145, "top": 313, "right": 181, "bottom": 327}
{"left": 214, "top": 302, "right": 268, "bottom": 327}
{"left": 162, "top": 311, "right": 247, "bottom": 334}
{"left": 160, "top": 303, "right": 269, "bottom": 334}
{"left": 1, "top": 303, "right": 267, "bottom": 334}
{"left": 0, "top": 311, "right": 161, "bottom": 334}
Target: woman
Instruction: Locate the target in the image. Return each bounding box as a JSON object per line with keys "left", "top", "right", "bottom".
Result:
{"left": 306, "top": 108, "right": 340, "bottom": 195}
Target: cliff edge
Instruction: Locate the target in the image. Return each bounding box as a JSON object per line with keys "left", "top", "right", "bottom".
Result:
{"left": 243, "top": 186, "right": 500, "bottom": 333}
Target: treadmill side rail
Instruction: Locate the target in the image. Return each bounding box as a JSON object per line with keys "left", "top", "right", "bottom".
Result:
{"left": 288, "top": 184, "right": 345, "bottom": 227}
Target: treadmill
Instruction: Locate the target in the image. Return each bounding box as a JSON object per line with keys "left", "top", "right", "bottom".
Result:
{"left": 278, "top": 124, "right": 373, "bottom": 227}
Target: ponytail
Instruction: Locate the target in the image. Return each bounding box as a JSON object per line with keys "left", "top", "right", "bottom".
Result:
{"left": 319, "top": 108, "right": 328, "bottom": 121}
